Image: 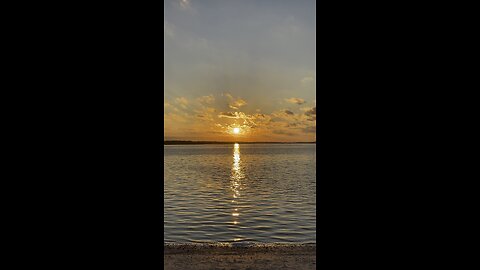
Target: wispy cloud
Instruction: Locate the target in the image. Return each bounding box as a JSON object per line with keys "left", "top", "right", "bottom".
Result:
{"left": 224, "top": 92, "right": 247, "bottom": 110}
{"left": 194, "top": 106, "right": 216, "bottom": 121}
{"left": 229, "top": 99, "right": 247, "bottom": 110}
{"left": 218, "top": 112, "right": 237, "bottom": 118}
{"left": 205, "top": 107, "right": 215, "bottom": 113}
{"left": 301, "top": 76, "right": 314, "bottom": 85}
{"left": 218, "top": 111, "right": 252, "bottom": 120}
{"left": 197, "top": 95, "right": 215, "bottom": 105}
{"left": 179, "top": 0, "right": 190, "bottom": 9}
{"left": 175, "top": 97, "right": 189, "bottom": 109}
{"left": 273, "top": 129, "right": 296, "bottom": 136}
{"left": 285, "top": 97, "right": 306, "bottom": 105}
{"left": 164, "top": 101, "right": 179, "bottom": 112}
{"left": 164, "top": 112, "right": 187, "bottom": 123}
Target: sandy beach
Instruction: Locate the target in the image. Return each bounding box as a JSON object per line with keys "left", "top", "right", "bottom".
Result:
{"left": 164, "top": 243, "right": 316, "bottom": 270}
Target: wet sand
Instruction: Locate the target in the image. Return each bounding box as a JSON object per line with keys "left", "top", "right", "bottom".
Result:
{"left": 164, "top": 243, "right": 316, "bottom": 270}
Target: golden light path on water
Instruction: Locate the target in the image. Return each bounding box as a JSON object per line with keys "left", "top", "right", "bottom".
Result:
{"left": 231, "top": 143, "right": 244, "bottom": 239}
{"left": 164, "top": 143, "right": 317, "bottom": 243}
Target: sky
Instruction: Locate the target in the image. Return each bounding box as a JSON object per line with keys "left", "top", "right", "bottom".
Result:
{"left": 165, "top": 0, "right": 316, "bottom": 142}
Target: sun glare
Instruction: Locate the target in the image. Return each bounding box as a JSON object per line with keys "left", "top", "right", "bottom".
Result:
{"left": 233, "top": 127, "right": 240, "bottom": 134}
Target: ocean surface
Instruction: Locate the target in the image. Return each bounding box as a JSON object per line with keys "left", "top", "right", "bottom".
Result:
{"left": 164, "top": 143, "right": 316, "bottom": 244}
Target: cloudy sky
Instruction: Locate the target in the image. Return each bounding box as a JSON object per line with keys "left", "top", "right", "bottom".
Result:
{"left": 165, "top": 0, "right": 316, "bottom": 142}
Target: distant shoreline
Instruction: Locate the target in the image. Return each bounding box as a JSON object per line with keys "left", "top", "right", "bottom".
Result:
{"left": 164, "top": 141, "right": 316, "bottom": 145}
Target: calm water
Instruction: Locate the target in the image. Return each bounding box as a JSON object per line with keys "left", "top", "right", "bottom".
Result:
{"left": 164, "top": 143, "right": 316, "bottom": 243}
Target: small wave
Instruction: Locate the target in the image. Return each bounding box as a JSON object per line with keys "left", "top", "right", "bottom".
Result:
{"left": 164, "top": 242, "right": 316, "bottom": 252}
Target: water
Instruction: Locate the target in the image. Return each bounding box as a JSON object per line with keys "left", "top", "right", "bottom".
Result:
{"left": 164, "top": 143, "right": 316, "bottom": 244}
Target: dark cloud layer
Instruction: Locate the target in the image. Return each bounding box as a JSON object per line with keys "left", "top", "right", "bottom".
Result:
{"left": 305, "top": 106, "right": 316, "bottom": 116}
{"left": 305, "top": 106, "right": 316, "bottom": 121}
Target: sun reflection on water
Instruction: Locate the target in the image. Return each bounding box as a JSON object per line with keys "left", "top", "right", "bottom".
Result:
{"left": 231, "top": 143, "right": 244, "bottom": 232}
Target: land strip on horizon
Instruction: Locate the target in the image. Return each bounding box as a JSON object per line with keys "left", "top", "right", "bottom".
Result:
{"left": 164, "top": 141, "right": 316, "bottom": 145}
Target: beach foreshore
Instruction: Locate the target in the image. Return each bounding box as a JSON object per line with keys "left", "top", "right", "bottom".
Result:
{"left": 164, "top": 243, "right": 316, "bottom": 270}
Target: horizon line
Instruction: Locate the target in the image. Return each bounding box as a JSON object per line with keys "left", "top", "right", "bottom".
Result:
{"left": 164, "top": 140, "right": 316, "bottom": 144}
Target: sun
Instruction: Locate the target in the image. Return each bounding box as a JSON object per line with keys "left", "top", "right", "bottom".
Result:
{"left": 233, "top": 127, "right": 240, "bottom": 134}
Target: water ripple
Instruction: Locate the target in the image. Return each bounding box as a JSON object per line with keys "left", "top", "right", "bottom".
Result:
{"left": 164, "top": 143, "right": 316, "bottom": 243}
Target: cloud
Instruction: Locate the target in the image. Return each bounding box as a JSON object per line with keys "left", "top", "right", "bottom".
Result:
{"left": 229, "top": 99, "right": 247, "bottom": 110}
{"left": 218, "top": 111, "right": 252, "bottom": 120}
{"left": 305, "top": 106, "right": 316, "bottom": 121}
{"left": 164, "top": 112, "right": 187, "bottom": 123}
{"left": 305, "top": 107, "right": 316, "bottom": 116}
{"left": 271, "top": 109, "right": 297, "bottom": 121}
{"left": 164, "top": 101, "right": 179, "bottom": 112}
{"left": 224, "top": 93, "right": 247, "bottom": 110}
{"left": 269, "top": 117, "right": 283, "bottom": 123}
{"left": 205, "top": 107, "right": 216, "bottom": 113}
{"left": 171, "top": 0, "right": 196, "bottom": 13}
{"left": 285, "top": 97, "right": 306, "bottom": 105}
{"left": 216, "top": 111, "right": 259, "bottom": 132}
{"left": 179, "top": 0, "right": 190, "bottom": 9}
{"left": 194, "top": 106, "right": 216, "bottom": 121}
{"left": 301, "top": 76, "right": 314, "bottom": 85}
{"left": 273, "top": 129, "right": 296, "bottom": 136}
{"left": 175, "top": 97, "right": 189, "bottom": 109}
{"left": 218, "top": 112, "right": 237, "bottom": 118}
{"left": 197, "top": 95, "right": 215, "bottom": 105}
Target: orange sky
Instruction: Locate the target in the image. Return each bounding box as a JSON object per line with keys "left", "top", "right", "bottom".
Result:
{"left": 164, "top": 93, "right": 316, "bottom": 142}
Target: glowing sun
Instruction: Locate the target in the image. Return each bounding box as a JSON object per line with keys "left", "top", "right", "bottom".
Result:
{"left": 233, "top": 127, "right": 240, "bottom": 134}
